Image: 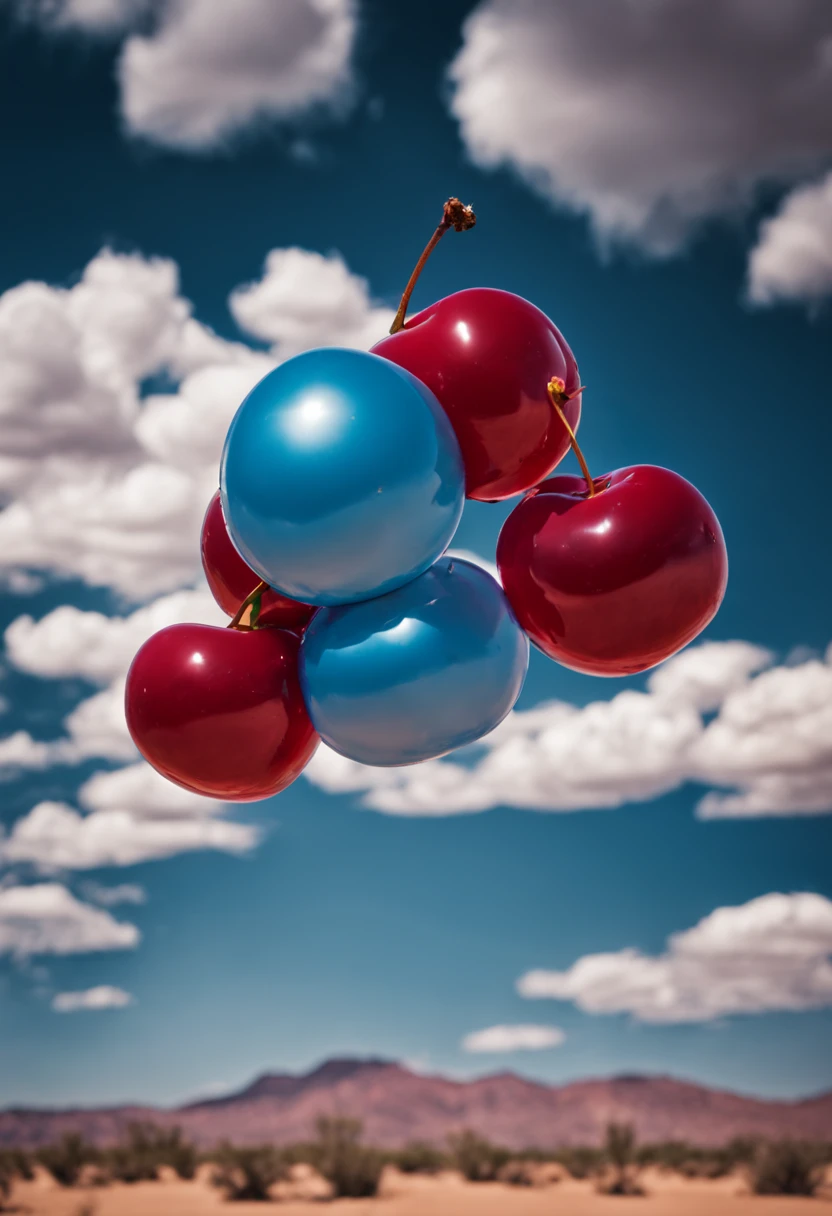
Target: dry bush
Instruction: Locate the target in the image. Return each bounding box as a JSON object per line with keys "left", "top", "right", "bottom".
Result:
{"left": 749, "top": 1140, "right": 827, "bottom": 1196}
{"left": 210, "top": 1143, "right": 287, "bottom": 1201}
{"left": 38, "top": 1133, "right": 98, "bottom": 1187}
{"left": 596, "top": 1122, "right": 644, "bottom": 1197}
{"left": 308, "top": 1117, "right": 385, "bottom": 1198}
{"left": 392, "top": 1140, "right": 447, "bottom": 1174}
{"left": 448, "top": 1130, "right": 511, "bottom": 1182}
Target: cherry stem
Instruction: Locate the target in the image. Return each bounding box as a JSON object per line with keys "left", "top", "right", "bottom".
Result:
{"left": 547, "top": 378, "right": 595, "bottom": 496}
{"left": 228, "top": 580, "right": 269, "bottom": 631}
{"left": 389, "top": 198, "right": 476, "bottom": 334}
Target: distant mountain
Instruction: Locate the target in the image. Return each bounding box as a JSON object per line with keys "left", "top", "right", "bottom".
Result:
{"left": 3, "top": 1058, "right": 831, "bottom": 1150}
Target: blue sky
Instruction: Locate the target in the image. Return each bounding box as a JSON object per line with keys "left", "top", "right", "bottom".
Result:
{"left": 1, "top": 0, "right": 831, "bottom": 1109}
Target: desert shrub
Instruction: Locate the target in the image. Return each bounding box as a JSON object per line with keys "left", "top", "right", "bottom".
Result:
{"left": 38, "top": 1133, "right": 98, "bottom": 1187}
{"left": 643, "top": 1136, "right": 761, "bottom": 1180}
{"left": 555, "top": 1145, "right": 604, "bottom": 1180}
{"left": 392, "top": 1140, "right": 447, "bottom": 1174}
{"left": 0, "top": 1147, "right": 36, "bottom": 1210}
{"left": 448, "top": 1130, "right": 511, "bottom": 1182}
{"left": 722, "top": 1136, "right": 759, "bottom": 1170}
{"left": 210, "top": 1143, "right": 287, "bottom": 1201}
{"left": 161, "top": 1127, "right": 199, "bottom": 1180}
{"left": 597, "top": 1122, "right": 644, "bottom": 1196}
{"left": 749, "top": 1140, "right": 826, "bottom": 1196}
{"left": 106, "top": 1123, "right": 160, "bottom": 1183}
{"left": 103, "top": 1122, "right": 198, "bottom": 1183}
{"left": 637, "top": 1140, "right": 691, "bottom": 1171}
{"left": 0, "top": 1148, "right": 34, "bottom": 1183}
{"left": 309, "top": 1117, "right": 385, "bottom": 1198}
{"left": 638, "top": 1140, "right": 722, "bottom": 1178}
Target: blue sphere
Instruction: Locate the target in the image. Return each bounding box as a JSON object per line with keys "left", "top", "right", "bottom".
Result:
{"left": 299, "top": 557, "right": 530, "bottom": 766}
{"left": 220, "top": 348, "right": 465, "bottom": 606}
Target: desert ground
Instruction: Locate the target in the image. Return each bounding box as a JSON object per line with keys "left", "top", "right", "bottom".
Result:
{"left": 7, "top": 1165, "right": 831, "bottom": 1216}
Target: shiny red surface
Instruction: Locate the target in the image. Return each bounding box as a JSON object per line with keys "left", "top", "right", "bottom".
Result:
{"left": 497, "top": 466, "right": 728, "bottom": 676}
{"left": 201, "top": 491, "right": 316, "bottom": 630}
{"left": 125, "top": 623, "right": 318, "bottom": 800}
{"left": 372, "top": 288, "right": 582, "bottom": 501}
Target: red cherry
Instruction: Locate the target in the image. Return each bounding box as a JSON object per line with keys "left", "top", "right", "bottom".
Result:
{"left": 201, "top": 491, "right": 316, "bottom": 631}
{"left": 372, "top": 288, "right": 582, "bottom": 501}
{"left": 497, "top": 466, "right": 728, "bottom": 676}
{"left": 125, "top": 623, "right": 318, "bottom": 801}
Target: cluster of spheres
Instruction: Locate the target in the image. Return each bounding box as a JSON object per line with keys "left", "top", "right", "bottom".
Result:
{"left": 126, "top": 202, "right": 728, "bottom": 801}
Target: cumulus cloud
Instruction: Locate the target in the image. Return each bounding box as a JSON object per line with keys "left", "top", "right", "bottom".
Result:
{"left": 462, "top": 1024, "right": 565, "bottom": 1052}
{"left": 17, "top": 0, "right": 153, "bottom": 35}
{"left": 448, "top": 0, "right": 832, "bottom": 255}
{"left": 0, "top": 731, "right": 74, "bottom": 771}
{"left": 229, "top": 248, "right": 394, "bottom": 357}
{"left": 0, "top": 883, "right": 139, "bottom": 957}
{"left": 0, "top": 800, "right": 259, "bottom": 870}
{"left": 52, "top": 985, "right": 134, "bottom": 1012}
{"left": 120, "top": 0, "right": 357, "bottom": 150}
{"left": 16, "top": 0, "right": 358, "bottom": 151}
{"left": 304, "top": 642, "right": 832, "bottom": 818}
{"left": 0, "top": 583, "right": 263, "bottom": 869}
{"left": 691, "top": 652, "right": 832, "bottom": 816}
{"left": 518, "top": 892, "right": 832, "bottom": 1023}
{"left": 747, "top": 171, "right": 832, "bottom": 306}
{"left": 5, "top": 587, "right": 223, "bottom": 684}
{"left": 0, "top": 758, "right": 260, "bottom": 870}
{"left": 0, "top": 246, "right": 388, "bottom": 599}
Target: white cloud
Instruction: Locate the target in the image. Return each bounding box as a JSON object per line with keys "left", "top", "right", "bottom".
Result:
{"left": 0, "top": 759, "right": 260, "bottom": 871}
{"left": 518, "top": 892, "right": 832, "bottom": 1023}
{"left": 16, "top": 0, "right": 358, "bottom": 151}
{"left": 78, "top": 762, "right": 222, "bottom": 818}
{"left": 18, "top": 0, "right": 153, "bottom": 35}
{"left": 0, "top": 693, "right": 139, "bottom": 773}
{"left": 303, "top": 642, "right": 832, "bottom": 819}
{"left": 52, "top": 985, "right": 134, "bottom": 1012}
{"left": 0, "top": 800, "right": 259, "bottom": 870}
{"left": 0, "top": 246, "right": 388, "bottom": 599}
{"left": 120, "top": 0, "right": 356, "bottom": 150}
{"left": 5, "top": 588, "right": 223, "bottom": 684}
{"left": 229, "top": 248, "right": 394, "bottom": 357}
{"left": 449, "top": 0, "right": 832, "bottom": 255}
{"left": 0, "top": 883, "right": 139, "bottom": 957}
{"left": 462, "top": 1024, "right": 565, "bottom": 1052}
{"left": 747, "top": 171, "right": 832, "bottom": 305}
{"left": 80, "top": 881, "right": 146, "bottom": 906}
{"left": 691, "top": 654, "right": 832, "bottom": 817}
{"left": 0, "top": 731, "right": 74, "bottom": 771}
{"left": 0, "top": 249, "right": 256, "bottom": 599}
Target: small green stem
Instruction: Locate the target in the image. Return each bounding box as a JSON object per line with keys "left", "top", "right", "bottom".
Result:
{"left": 228, "top": 580, "right": 268, "bottom": 631}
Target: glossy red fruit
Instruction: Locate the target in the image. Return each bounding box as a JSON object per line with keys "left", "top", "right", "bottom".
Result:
{"left": 125, "top": 623, "right": 318, "bottom": 800}
{"left": 201, "top": 491, "right": 316, "bottom": 630}
{"left": 372, "top": 288, "right": 582, "bottom": 501}
{"left": 497, "top": 466, "right": 728, "bottom": 676}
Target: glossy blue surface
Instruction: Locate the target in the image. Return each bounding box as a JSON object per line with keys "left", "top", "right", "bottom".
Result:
{"left": 221, "top": 348, "right": 465, "bottom": 606}
{"left": 300, "top": 557, "right": 530, "bottom": 766}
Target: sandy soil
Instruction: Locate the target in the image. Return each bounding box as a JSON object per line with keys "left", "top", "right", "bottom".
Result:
{"left": 8, "top": 1166, "right": 830, "bottom": 1215}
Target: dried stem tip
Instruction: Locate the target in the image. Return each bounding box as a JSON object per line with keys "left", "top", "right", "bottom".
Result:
{"left": 442, "top": 197, "right": 476, "bottom": 232}
{"left": 389, "top": 198, "right": 477, "bottom": 334}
